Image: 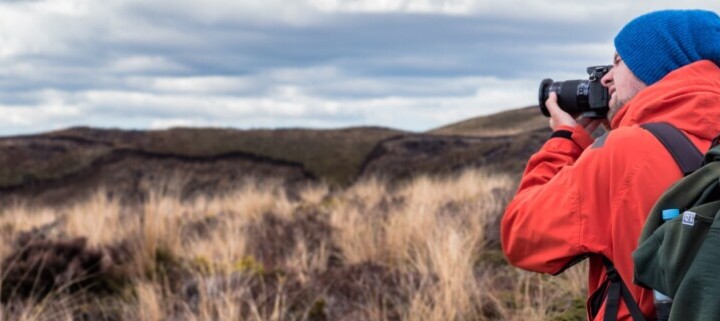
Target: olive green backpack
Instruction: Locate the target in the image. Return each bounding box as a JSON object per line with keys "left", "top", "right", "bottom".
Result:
{"left": 633, "top": 130, "right": 720, "bottom": 321}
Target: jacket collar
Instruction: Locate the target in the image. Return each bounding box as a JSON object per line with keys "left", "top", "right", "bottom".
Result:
{"left": 610, "top": 60, "right": 720, "bottom": 141}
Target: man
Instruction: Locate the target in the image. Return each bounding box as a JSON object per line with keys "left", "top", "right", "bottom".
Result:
{"left": 501, "top": 9, "right": 720, "bottom": 321}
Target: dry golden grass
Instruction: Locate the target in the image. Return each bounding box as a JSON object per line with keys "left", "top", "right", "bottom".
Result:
{"left": 0, "top": 169, "right": 587, "bottom": 321}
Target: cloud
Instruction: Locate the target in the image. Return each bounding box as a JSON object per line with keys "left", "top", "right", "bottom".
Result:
{"left": 107, "top": 56, "right": 189, "bottom": 74}
{"left": 0, "top": 0, "right": 718, "bottom": 135}
{"left": 0, "top": 74, "right": 536, "bottom": 134}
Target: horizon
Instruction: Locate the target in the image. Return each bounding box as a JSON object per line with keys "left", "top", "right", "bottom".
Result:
{"left": 2, "top": 1, "right": 718, "bottom": 136}
{"left": 0, "top": 104, "right": 539, "bottom": 138}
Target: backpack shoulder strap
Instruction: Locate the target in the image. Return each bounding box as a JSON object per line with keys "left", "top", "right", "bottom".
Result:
{"left": 591, "top": 122, "right": 700, "bottom": 321}
{"left": 589, "top": 258, "right": 648, "bottom": 321}
{"left": 640, "top": 122, "right": 704, "bottom": 175}
{"left": 601, "top": 258, "right": 647, "bottom": 321}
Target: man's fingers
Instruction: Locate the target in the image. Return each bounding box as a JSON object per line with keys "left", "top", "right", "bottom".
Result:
{"left": 546, "top": 92, "right": 578, "bottom": 130}
{"left": 545, "top": 92, "right": 562, "bottom": 116}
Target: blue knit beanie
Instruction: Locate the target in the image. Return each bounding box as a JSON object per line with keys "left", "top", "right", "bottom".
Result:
{"left": 614, "top": 9, "right": 720, "bottom": 85}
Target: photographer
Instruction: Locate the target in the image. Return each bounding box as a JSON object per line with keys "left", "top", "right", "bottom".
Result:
{"left": 501, "top": 9, "right": 720, "bottom": 321}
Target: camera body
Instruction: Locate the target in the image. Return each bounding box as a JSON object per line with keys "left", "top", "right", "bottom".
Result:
{"left": 538, "top": 65, "right": 613, "bottom": 119}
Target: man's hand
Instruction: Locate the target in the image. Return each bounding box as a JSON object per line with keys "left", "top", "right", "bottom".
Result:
{"left": 546, "top": 92, "right": 577, "bottom": 130}
{"left": 546, "top": 92, "right": 610, "bottom": 134}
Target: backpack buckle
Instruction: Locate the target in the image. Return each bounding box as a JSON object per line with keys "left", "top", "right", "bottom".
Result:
{"left": 606, "top": 265, "right": 620, "bottom": 282}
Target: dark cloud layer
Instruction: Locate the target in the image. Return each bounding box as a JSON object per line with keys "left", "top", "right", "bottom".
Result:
{"left": 3, "top": 11, "right": 614, "bottom": 95}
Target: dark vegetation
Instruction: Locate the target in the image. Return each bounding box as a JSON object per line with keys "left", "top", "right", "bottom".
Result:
{"left": 0, "top": 223, "right": 134, "bottom": 303}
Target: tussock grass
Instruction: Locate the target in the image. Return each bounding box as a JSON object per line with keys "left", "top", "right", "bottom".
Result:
{"left": 0, "top": 169, "right": 586, "bottom": 320}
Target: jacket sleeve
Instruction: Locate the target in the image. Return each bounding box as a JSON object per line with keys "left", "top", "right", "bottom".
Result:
{"left": 501, "top": 124, "right": 597, "bottom": 274}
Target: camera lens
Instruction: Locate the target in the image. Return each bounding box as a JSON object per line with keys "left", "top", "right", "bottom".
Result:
{"left": 538, "top": 79, "right": 590, "bottom": 117}
{"left": 537, "top": 65, "right": 611, "bottom": 119}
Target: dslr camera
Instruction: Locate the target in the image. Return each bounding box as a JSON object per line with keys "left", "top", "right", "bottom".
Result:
{"left": 538, "top": 65, "right": 612, "bottom": 119}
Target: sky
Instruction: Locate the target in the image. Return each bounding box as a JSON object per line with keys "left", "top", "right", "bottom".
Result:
{"left": 1, "top": 1, "right": 719, "bottom": 135}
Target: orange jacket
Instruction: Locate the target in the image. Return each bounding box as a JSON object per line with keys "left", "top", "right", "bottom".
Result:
{"left": 501, "top": 60, "right": 720, "bottom": 321}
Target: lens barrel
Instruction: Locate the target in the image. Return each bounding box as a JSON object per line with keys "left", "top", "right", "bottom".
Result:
{"left": 537, "top": 65, "right": 612, "bottom": 119}
{"left": 538, "top": 79, "right": 590, "bottom": 117}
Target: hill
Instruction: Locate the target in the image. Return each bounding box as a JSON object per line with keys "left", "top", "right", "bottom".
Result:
{"left": 359, "top": 128, "right": 549, "bottom": 181}
{"left": 428, "top": 106, "right": 546, "bottom": 136}
{"left": 0, "top": 106, "right": 550, "bottom": 206}
{"left": 358, "top": 105, "right": 548, "bottom": 181}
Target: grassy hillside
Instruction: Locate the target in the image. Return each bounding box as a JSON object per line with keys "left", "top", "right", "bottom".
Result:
{"left": 360, "top": 129, "right": 549, "bottom": 182}
{"left": 0, "top": 106, "right": 549, "bottom": 200}
{"left": 138, "top": 127, "right": 406, "bottom": 186}
{"left": 428, "top": 106, "right": 547, "bottom": 137}
{"left": 0, "top": 138, "right": 112, "bottom": 188}
{"left": 1, "top": 126, "right": 406, "bottom": 188}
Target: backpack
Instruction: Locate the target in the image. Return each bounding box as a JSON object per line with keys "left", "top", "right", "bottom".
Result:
{"left": 586, "top": 122, "right": 704, "bottom": 321}
{"left": 633, "top": 130, "right": 720, "bottom": 320}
